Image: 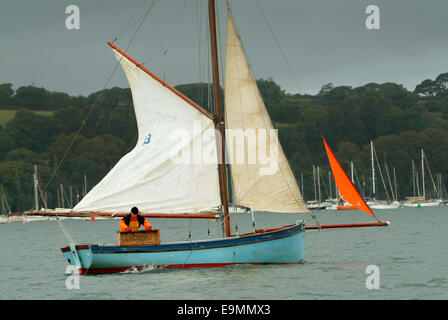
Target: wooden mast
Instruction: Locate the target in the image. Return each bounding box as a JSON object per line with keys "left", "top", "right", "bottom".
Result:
{"left": 208, "top": 0, "right": 231, "bottom": 237}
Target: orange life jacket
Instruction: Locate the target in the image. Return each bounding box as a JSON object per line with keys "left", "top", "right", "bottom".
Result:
{"left": 119, "top": 214, "right": 151, "bottom": 231}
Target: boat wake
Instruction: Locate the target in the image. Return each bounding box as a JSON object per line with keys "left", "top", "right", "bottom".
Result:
{"left": 121, "top": 265, "right": 157, "bottom": 274}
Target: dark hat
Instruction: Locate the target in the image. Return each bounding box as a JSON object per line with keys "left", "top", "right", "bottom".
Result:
{"left": 131, "top": 207, "right": 139, "bottom": 214}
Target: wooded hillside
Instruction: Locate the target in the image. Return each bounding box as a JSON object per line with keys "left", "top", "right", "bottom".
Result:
{"left": 1, "top": 73, "right": 448, "bottom": 211}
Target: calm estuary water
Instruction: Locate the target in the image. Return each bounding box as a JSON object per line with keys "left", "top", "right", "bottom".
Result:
{"left": 0, "top": 207, "right": 447, "bottom": 300}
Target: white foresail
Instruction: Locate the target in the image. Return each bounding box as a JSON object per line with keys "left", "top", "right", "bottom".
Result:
{"left": 224, "top": 10, "right": 308, "bottom": 213}
{"left": 74, "top": 48, "right": 222, "bottom": 214}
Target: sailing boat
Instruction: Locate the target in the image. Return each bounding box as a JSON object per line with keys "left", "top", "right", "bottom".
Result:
{"left": 366, "top": 142, "right": 400, "bottom": 209}
{"left": 322, "top": 138, "right": 388, "bottom": 221}
{"left": 306, "top": 166, "right": 331, "bottom": 210}
{"left": 0, "top": 185, "right": 26, "bottom": 223}
{"left": 333, "top": 161, "right": 359, "bottom": 210}
{"left": 0, "top": 186, "right": 10, "bottom": 223}
{"left": 58, "top": 3, "right": 309, "bottom": 274}
{"left": 402, "top": 149, "right": 442, "bottom": 207}
{"left": 322, "top": 170, "right": 339, "bottom": 210}
{"left": 34, "top": 2, "right": 387, "bottom": 274}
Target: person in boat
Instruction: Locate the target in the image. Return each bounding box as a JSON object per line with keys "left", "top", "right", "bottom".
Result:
{"left": 119, "top": 207, "right": 152, "bottom": 232}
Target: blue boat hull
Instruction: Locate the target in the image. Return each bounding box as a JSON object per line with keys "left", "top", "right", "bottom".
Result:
{"left": 61, "top": 223, "right": 305, "bottom": 274}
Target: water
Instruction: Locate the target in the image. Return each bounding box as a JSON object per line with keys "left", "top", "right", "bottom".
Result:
{"left": 0, "top": 207, "right": 447, "bottom": 300}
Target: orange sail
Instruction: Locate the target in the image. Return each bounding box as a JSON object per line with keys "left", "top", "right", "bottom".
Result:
{"left": 323, "top": 138, "right": 376, "bottom": 217}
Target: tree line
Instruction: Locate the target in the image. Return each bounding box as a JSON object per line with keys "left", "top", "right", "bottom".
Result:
{"left": 1, "top": 74, "right": 448, "bottom": 212}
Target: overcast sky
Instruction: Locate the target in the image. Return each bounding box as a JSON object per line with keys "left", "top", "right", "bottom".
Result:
{"left": 1, "top": 0, "right": 448, "bottom": 96}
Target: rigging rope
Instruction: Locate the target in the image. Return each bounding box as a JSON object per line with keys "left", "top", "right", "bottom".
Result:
{"left": 373, "top": 146, "right": 391, "bottom": 201}
{"left": 44, "top": 0, "right": 158, "bottom": 192}
{"left": 56, "top": 217, "right": 76, "bottom": 244}
{"left": 114, "top": 0, "right": 148, "bottom": 41}
{"left": 141, "top": 0, "right": 188, "bottom": 71}
{"left": 353, "top": 163, "right": 364, "bottom": 194}
{"left": 307, "top": 223, "right": 388, "bottom": 261}
{"left": 255, "top": 0, "right": 301, "bottom": 94}
{"left": 318, "top": 169, "right": 330, "bottom": 201}
{"left": 423, "top": 153, "right": 439, "bottom": 197}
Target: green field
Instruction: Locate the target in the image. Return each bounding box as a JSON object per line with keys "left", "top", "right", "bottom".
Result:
{"left": 0, "top": 110, "right": 53, "bottom": 127}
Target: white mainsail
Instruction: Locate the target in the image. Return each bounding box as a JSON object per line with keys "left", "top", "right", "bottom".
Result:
{"left": 224, "top": 9, "right": 308, "bottom": 213}
{"left": 74, "top": 48, "right": 222, "bottom": 214}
